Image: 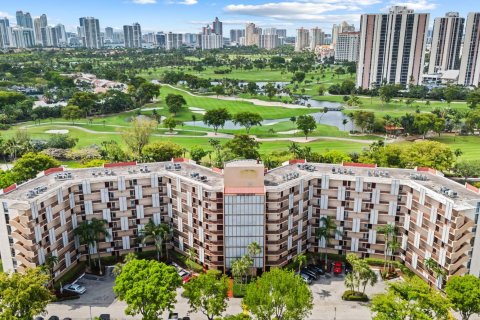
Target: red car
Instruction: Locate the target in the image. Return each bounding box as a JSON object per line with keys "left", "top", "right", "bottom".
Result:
{"left": 333, "top": 262, "right": 343, "bottom": 275}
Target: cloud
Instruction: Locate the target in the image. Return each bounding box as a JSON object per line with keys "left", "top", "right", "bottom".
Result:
{"left": 223, "top": 0, "right": 378, "bottom": 22}
{"left": 132, "top": 0, "right": 157, "bottom": 3}
{"left": 388, "top": 0, "right": 437, "bottom": 10}
{"left": 0, "top": 11, "right": 14, "bottom": 19}
{"left": 166, "top": 0, "right": 198, "bottom": 5}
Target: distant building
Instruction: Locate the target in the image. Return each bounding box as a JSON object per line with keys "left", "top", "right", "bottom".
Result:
{"left": 276, "top": 29, "right": 287, "bottom": 38}
{"left": 10, "top": 27, "right": 35, "bottom": 48}
{"left": 166, "top": 32, "right": 183, "bottom": 50}
{"left": 79, "top": 17, "right": 102, "bottom": 49}
{"left": 245, "top": 23, "right": 261, "bottom": 46}
{"left": 123, "top": 23, "right": 142, "bottom": 48}
{"left": 429, "top": 12, "right": 464, "bottom": 74}
{"left": 33, "top": 14, "right": 48, "bottom": 45}
{"left": 334, "top": 32, "right": 360, "bottom": 62}
{"left": 16, "top": 11, "right": 33, "bottom": 29}
{"left": 41, "top": 26, "right": 59, "bottom": 47}
{"left": 229, "top": 29, "right": 245, "bottom": 44}
{"left": 332, "top": 21, "right": 355, "bottom": 47}
{"left": 0, "top": 18, "right": 10, "bottom": 48}
{"left": 356, "top": 6, "right": 429, "bottom": 89}
{"left": 212, "top": 17, "right": 222, "bottom": 36}
{"left": 310, "top": 27, "right": 325, "bottom": 50}
{"left": 295, "top": 28, "right": 309, "bottom": 52}
{"left": 155, "top": 32, "right": 165, "bottom": 47}
{"left": 105, "top": 27, "right": 114, "bottom": 41}
{"left": 259, "top": 28, "right": 279, "bottom": 50}
{"left": 458, "top": 12, "right": 480, "bottom": 87}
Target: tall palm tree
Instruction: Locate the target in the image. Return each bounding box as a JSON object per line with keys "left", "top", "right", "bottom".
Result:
{"left": 74, "top": 218, "right": 109, "bottom": 275}
{"left": 377, "top": 224, "right": 397, "bottom": 271}
{"left": 424, "top": 258, "right": 446, "bottom": 288}
{"left": 140, "top": 219, "right": 171, "bottom": 261}
{"left": 294, "top": 253, "right": 307, "bottom": 272}
{"left": 247, "top": 241, "right": 262, "bottom": 276}
{"left": 45, "top": 254, "right": 59, "bottom": 282}
{"left": 316, "top": 216, "right": 341, "bottom": 270}
{"left": 387, "top": 240, "right": 400, "bottom": 271}
{"left": 186, "top": 248, "right": 197, "bottom": 273}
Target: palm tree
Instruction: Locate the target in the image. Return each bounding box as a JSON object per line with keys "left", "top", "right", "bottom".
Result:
{"left": 377, "top": 224, "right": 397, "bottom": 271}
{"left": 424, "top": 258, "right": 446, "bottom": 288}
{"left": 247, "top": 241, "right": 262, "bottom": 276}
{"left": 112, "top": 252, "right": 137, "bottom": 277}
{"left": 342, "top": 118, "right": 349, "bottom": 131}
{"left": 140, "top": 219, "right": 172, "bottom": 261}
{"left": 387, "top": 240, "right": 400, "bottom": 271}
{"left": 232, "top": 257, "right": 250, "bottom": 286}
{"left": 74, "top": 218, "right": 109, "bottom": 275}
{"left": 186, "top": 248, "right": 197, "bottom": 273}
{"left": 45, "top": 254, "right": 59, "bottom": 282}
{"left": 316, "top": 216, "right": 341, "bottom": 270}
{"left": 294, "top": 253, "right": 307, "bottom": 272}
{"left": 344, "top": 272, "right": 356, "bottom": 293}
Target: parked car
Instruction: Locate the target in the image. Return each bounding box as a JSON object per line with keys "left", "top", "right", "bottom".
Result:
{"left": 307, "top": 264, "right": 325, "bottom": 275}
{"left": 62, "top": 283, "right": 86, "bottom": 294}
{"left": 300, "top": 268, "right": 318, "bottom": 280}
{"left": 178, "top": 269, "right": 192, "bottom": 283}
{"left": 183, "top": 317, "right": 191, "bottom": 320}
{"left": 48, "top": 317, "right": 60, "bottom": 320}
{"left": 333, "top": 262, "right": 343, "bottom": 275}
{"left": 99, "top": 315, "right": 110, "bottom": 320}
{"left": 296, "top": 272, "right": 313, "bottom": 285}
{"left": 168, "top": 312, "right": 179, "bottom": 320}
{"left": 34, "top": 317, "right": 44, "bottom": 320}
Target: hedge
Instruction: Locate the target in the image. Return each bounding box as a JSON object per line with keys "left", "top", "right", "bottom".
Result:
{"left": 233, "top": 282, "right": 247, "bottom": 298}
{"left": 341, "top": 290, "right": 369, "bottom": 302}
{"left": 364, "top": 258, "right": 414, "bottom": 277}
{"left": 170, "top": 250, "right": 203, "bottom": 273}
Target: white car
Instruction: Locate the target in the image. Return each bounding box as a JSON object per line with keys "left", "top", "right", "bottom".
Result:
{"left": 63, "top": 283, "right": 86, "bottom": 295}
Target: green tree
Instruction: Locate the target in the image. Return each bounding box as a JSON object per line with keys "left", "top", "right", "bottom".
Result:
{"left": 44, "top": 254, "right": 59, "bottom": 283}
{"left": 290, "top": 116, "right": 296, "bottom": 128}
{"left": 233, "top": 112, "right": 263, "bottom": 134}
{"left": 400, "top": 141, "right": 454, "bottom": 171}
{"left": 296, "top": 115, "right": 317, "bottom": 140}
{"left": 11, "top": 152, "right": 60, "bottom": 183}
{"left": 203, "top": 108, "right": 232, "bottom": 134}
{"left": 424, "top": 258, "right": 446, "bottom": 289}
{"left": 445, "top": 275, "right": 480, "bottom": 320}
{"left": 317, "top": 85, "right": 326, "bottom": 96}
{"left": 165, "top": 94, "right": 187, "bottom": 116}
{"left": 62, "top": 105, "right": 83, "bottom": 124}
{"left": 264, "top": 83, "right": 277, "bottom": 100}
{"left": 0, "top": 268, "right": 54, "bottom": 320}
{"left": 136, "top": 82, "right": 161, "bottom": 105}
{"left": 163, "top": 117, "right": 178, "bottom": 133}
{"left": 122, "top": 117, "right": 157, "bottom": 157}
{"left": 351, "top": 111, "right": 375, "bottom": 133}
{"left": 114, "top": 259, "right": 182, "bottom": 320}
{"left": 465, "top": 109, "right": 480, "bottom": 134}
{"left": 69, "top": 91, "right": 97, "bottom": 116}
{"left": 378, "top": 84, "right": 400, "bottom": 105}
{"left": 370, "top": 276, "right": 450, "bottom": 320}
{"left": 224, "top": 134, "right": 260, "bottom": 159}
{"left": 453, "top": 160, "right": 480, "bottom": 183}
{"left": 316, "top": 216, "right": 341, "bottom": 269}
{"left": 142, "top": 141, "right": 183, "bottom": 162}
{"left": 183, "top": 270, "right": 230, "bottom": 320}
{"left": 74, "top": 218, "right": 110, "bottom": 274}
{"left": 190, "top": 146, "right": 208, "bottom": 163}
{"left": 47, "top": 134, "right": 79, "bottom": 149}
{"left": 414, "top": 113, "right": 436, "bottom": 139}
{"left": 466, "top": 88, "right": 480, "bottom": 109}
{"left": 185, "top": 248, "right": 197, "bottom": 274}
{"left": 294, "top": 253, "right": 307, "bottom": 272}
{"left": 243, "top": 268, "right": 313, "bottom": 320}
{"left": 140, "top": 219, "right": 172, "bottom": 261}
{"left": 377, "top": 224, "right": 397, "bottom": 271}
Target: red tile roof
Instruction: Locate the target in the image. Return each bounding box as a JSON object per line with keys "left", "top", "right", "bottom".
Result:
{"left": 104, "top": 161, "right": 137, "bottom": 168}
{"left": 44, "top": 167, "right": 64, "bottom": 176}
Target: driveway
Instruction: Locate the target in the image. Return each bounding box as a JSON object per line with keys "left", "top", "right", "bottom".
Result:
{"left": 45, "top": 269, "right": 387, "bottom": 320}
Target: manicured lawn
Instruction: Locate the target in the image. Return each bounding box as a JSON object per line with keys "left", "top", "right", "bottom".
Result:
{"left": 431, "top": 135, "right": 480, "bottom": 160}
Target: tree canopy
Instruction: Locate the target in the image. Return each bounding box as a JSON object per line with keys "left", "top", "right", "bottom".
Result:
{"left": 445, "top": 275, "right": 480, "bottom": 320}
{"left": 203, "top": 108, "right": 231, "bottom": 134}
{"left": 113, "top": 258, "right": 182, "bottom": 320}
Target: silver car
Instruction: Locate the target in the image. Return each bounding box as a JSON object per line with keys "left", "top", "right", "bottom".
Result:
{"left": 63, "top": 283, "right": 86, "bottom": 294}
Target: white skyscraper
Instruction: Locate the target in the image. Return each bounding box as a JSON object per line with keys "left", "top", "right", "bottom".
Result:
{"left": 295, "top": 28, "right": 309, "bottom": 52}
{"left": 79, "top": 17, "right": 102, "bottom": 49}
{"left": 124, "top": 23, "right": 142, "bottom": 48}
{"left": 0, "top": 18, "right": 9, "bottom": 48}
{"left": 332, "top": 21, "right": 355, "bottom": 47}
{"left": 334, "top": 32, "right": 360, "bottom": 62}
{"left": 458, "top": 13, "right": 480, "bottom": 87}
{"left": 259, "top": 28, "right": 279, "bottom": 50}
{"left": 356, "top": 6, "right": 429, "bottom": 89}
{"left": 429, "top": 12, "right": 464, "bottom": 74}
{"left": 166, "top": 32, "right": 183, "bottom": 50}
{"left": 245, "top": 23, "right": 261, "bottom": 46}
{"left": 310, "top": 27, "right": 325, "bottom": 50}
{"left": 33, "top": 14, "right": 47, "bottom": 45}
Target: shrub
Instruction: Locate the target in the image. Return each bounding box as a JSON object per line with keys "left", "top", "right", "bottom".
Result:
{"left": 342, "top": 290, "right": 369, "bottom": 302}
{"left": 170, "top": 250, "right": 203, "bottom": 273}
{"left": 233, "top": 282, "right": 246, "bottom": 298}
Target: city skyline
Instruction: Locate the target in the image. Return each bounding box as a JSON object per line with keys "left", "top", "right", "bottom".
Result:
{"left": 0, "top": 0, "right": 478, "bottom": 34}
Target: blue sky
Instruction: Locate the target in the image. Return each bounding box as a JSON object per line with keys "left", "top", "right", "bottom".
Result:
{"left": 0, "top": 0, "right": 477, "bottom": 35}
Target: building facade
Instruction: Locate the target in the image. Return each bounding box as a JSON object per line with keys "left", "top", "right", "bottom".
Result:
{"left": 334, "top": 32, "right": 360, "bottom": 62}
{"left": 259, "top": 28, "right": 279, "bottom": 50}
{"left": 310, "top": 27, "right": 325, "bottom": 51}
{"left": 0, "top": 18, "right": 9, "bottom": 48}
{"left": 245, "top": 23, "right": 261, "bottom": 46}
{"left": 166, "top": 32, "right": 183, "bottom": 50}
{"left": 34, "top": 14, "right": 48, "bottom": 46}
{"left": 458, "top": 12, "right": 480, "bottom": 87}
{"left": 332, "top": 21, "right": 355, "bottom": 47}
{"left": 428, "top": 12, "right": 464, "bottom": 74}
{"left": 79, "top": 17, "right": 102, "bottom": 49}
{"left": 356, "top": 6, "right": 429, "bottom": 89}
{"left": 1, "top": 160, "right": 479, "bottom": 288}
{"left": 123, "top": 23, "right": 142, "bottom": 48}
{"left": 295, "top": 28, "right": 309, "bottom": 52}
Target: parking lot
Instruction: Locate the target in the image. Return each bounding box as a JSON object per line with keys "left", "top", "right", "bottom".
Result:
{"left": 46, "top": 269, "right": 387, "bottom": 320}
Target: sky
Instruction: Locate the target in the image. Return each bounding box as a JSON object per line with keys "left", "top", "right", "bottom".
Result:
{"left": 0, "top": 0, "right": 477, "bottom": 35}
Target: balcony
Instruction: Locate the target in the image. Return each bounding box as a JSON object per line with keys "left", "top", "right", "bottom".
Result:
{"left": 11, "top": 231, "right": 35, "bottom": 247}
{"left": 13, "top": 243, "right": 36, "bottom": 259}
{"left": 9, "top": 218, "right": 32, "bottom": 235}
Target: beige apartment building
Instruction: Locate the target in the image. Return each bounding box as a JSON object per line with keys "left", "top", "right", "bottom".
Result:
{"left": 1, "top": 159, "right": 479, "bottom": 288}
